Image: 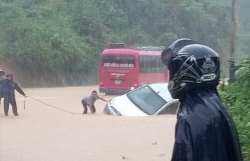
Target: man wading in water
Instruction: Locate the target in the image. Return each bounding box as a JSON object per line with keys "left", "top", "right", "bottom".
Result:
{"left": 81, "top": 90, "right": 108, "bottom": 114}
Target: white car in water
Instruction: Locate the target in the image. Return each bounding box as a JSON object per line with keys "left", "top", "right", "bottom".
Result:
{"left": 103, "top": 82, "right": 179, "bottom": 116}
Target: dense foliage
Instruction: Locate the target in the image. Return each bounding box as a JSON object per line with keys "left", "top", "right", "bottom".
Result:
{"left": 220, "top": 58, "right": 250, "bottom": 161}
{"left": 0, "top": 0, "right": 249, "bottom": 86}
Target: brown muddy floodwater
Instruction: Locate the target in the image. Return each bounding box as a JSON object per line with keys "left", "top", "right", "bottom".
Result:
{"left": 0, "top": 86, "right": 176, "bottom": 161}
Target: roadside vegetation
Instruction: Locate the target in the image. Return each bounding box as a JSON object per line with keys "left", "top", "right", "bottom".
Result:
{"left": 219, "top": 58, "right": 250, "bottom": 161}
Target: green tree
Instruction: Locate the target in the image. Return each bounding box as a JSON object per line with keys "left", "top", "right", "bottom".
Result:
{"left": 0, "top": 0, "right": 248, "bottom": 86}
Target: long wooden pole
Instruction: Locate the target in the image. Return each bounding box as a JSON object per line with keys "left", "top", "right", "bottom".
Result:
{"left": 229, "top": 0, "right": 237, "bottom": 83}
{"left": 230, "top": 0, "right": 237, "bottom": 59}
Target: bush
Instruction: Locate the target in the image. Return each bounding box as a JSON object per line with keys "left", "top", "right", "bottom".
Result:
{"left": 219, "top": 58, "right": 250, "bottom": 161}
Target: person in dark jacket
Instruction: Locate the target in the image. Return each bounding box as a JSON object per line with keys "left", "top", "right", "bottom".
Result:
{"left": 1, "top": 73, "right": 26, "bottom": 116}
{"left": 0, "top": 69, "right": 5, "bottom": 104}
{"left": 161, "top": 38, "right": 242, "bottom": 161}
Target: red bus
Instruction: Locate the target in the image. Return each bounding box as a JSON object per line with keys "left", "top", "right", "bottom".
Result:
{"left": 98, "top": 43, "right": 169, "bottom": 95}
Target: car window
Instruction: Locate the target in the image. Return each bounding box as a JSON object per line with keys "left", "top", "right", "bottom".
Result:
{"left": 127, "top": 85, "right": 167, "bottom": 115}
{"left": 158, "top": 101, "right": 179, "bottom": 115}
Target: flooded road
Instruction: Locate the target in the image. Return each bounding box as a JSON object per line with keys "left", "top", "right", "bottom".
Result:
{"left": 0, "top": 86, "right": 176, "bottom": 161}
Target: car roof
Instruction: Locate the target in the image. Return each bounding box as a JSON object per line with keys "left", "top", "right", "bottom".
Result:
{"left": 146, "top": 82, "right": 174, "bottom": 102}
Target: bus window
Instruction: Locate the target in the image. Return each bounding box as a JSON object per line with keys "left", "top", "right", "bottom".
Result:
{"left": 156, "top": 56, "right": 163, "bottom": 72}
{"left": 151, "top": 56, "right": 156, "bottom": 72}
{"left": 140, "top": 56, "right": 146, "bottom": 72}
{"left": 146, "top": 56, "right": 152, "bottom": 72}
{"left": 140, "top": 56, "right": 164, "bottom": 73}
{"left": 102, "top": 55, "right": 135, "bottom": 68}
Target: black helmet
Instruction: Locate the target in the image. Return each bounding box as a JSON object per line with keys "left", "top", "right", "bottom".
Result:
{"left": 162, "top": 40, "right": 220, "bottom": 99}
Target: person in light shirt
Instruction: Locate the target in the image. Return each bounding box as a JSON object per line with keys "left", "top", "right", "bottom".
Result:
{"left": 81, "top": 90, "right": 107, "bottom": 114}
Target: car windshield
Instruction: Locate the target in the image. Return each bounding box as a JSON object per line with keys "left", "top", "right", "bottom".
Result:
{"left": 127, "top": 85, "right": 167, "bottom": 115}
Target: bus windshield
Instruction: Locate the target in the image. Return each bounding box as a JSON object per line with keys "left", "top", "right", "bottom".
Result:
{"left": 102, "top": 55, "right": 135, "bottom": 68}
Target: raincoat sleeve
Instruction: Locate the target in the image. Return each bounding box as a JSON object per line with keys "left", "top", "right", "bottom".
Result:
{"left": 0, "top": 79, "right": 5, "bottom": 98}
{"left": 171, "top": 117, "right": 193, "bottom": 161}
{"left": 14, "top": 82, "right": 25, "bottom": 96}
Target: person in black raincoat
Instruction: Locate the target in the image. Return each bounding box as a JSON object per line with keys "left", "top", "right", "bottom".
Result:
{"left": 1, "top": 73, "right": 26, "bottom": 116}
{"left": 161, "top": 38, "right": 242, "bottom": 161}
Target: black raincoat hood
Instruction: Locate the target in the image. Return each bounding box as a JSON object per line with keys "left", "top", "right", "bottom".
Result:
{"left": 171, "top": 88, "right": 243, "bottom": 161}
